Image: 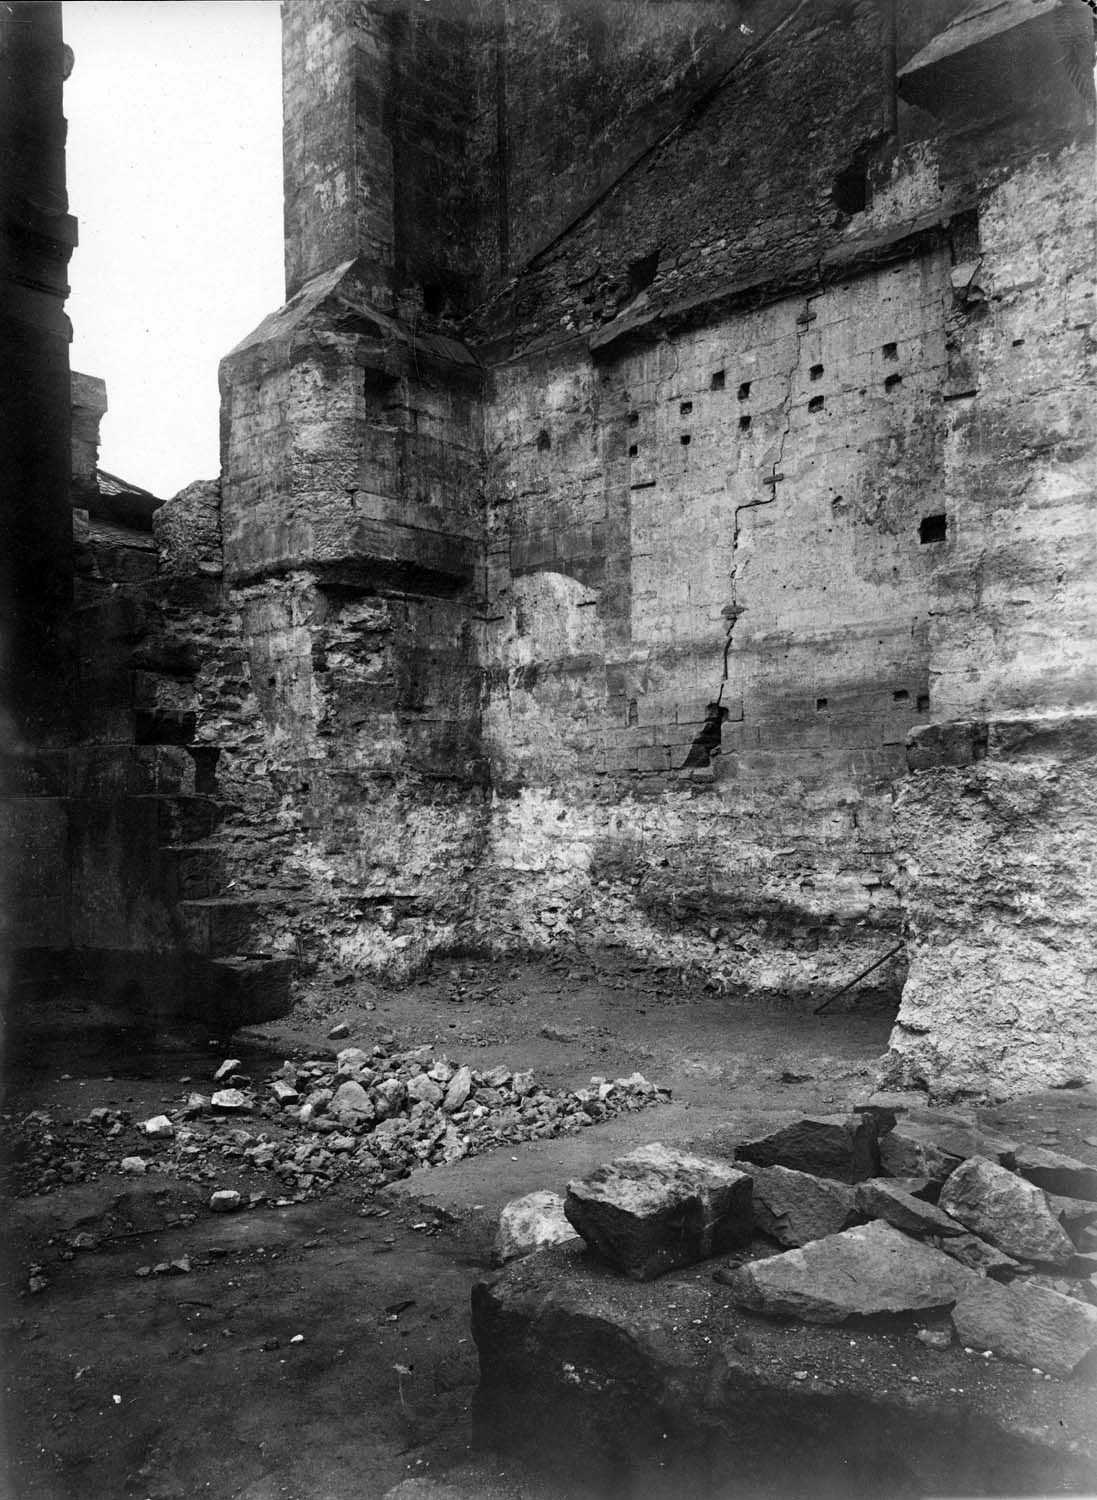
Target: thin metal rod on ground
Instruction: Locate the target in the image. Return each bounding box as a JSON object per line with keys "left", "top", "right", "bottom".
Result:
{"left": 814, "top": 943, "right": 905, "bottom": 1015}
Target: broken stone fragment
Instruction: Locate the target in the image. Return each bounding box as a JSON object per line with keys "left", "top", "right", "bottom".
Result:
{"left": 142, "top": 1115, "right": 174, "bottom": 1139}
{"left": 270, "top": 1080, "right": 299, "bottom": 1107}
{"left": 938, "top": 1156, "right": 1075, "bottom": 1266}
{"left": 916, "top": 1326, "right": 952, "bottom": 1350}
{"left": 213, "top": 1059, "right": 241, "bottom": 1083}
{"left": 120, "top": 1156, "right": 147, "bottom": 1174}
{"left": 511, "top": 1070, "right": 535, "bottom": 1098}
{"left": 330, "top": 1080, "right": 374, "bottom": 1126}
{"left": 1008, "top": 1145, "right": 1097, "bottom": 1203}
{"left": 564, "top": 1142, "right": 752, "bottom": 1281}
{"left": 210, "top": 1089, "right": 250, "bottom": 1113}
{"left": 182, "top": 1093, "right": 210, "bottom": 1118}
{"left": 720, "top": 1220, "right": 978, "bottom": 1324}
{"left": 734, "top": 1114, "right": 878, "bottom": 1184}
{"left": 952, "top": 1277, "right": 1097, "bottom": 1378}
{"left": 745, "top": 1165, "right": 859, "bottom": 1248}
{"left": 929, "top": 1233, "right": 1019, "bottom": 1278}
{"left": 335, "top": 1047, "right": 371, "bottom": 1075}
{"left": 373, "top": 1077, "right": 406, "bottom": 1118}
{"left": 442, "top": 1066, "right": 472, "bottom": 1112}
{"left": 209, "top": 1190, "right": 242, "bottom": 1212}
{"left": 854, "top": 1179, "right": 966, "bottom": 1238}
{"left": 406, "top": 1074, "right": 444, "bottom": 1108}
{"left": 493, "top": 1190, "right": 580, "bottom": 1266}
{"left": 327, "top": 1022, "right": 350, "bottom": 1040}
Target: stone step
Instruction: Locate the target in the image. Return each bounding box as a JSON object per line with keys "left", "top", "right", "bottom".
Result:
{"left": 472, "top": 1241, "right": 1096, "bottom": 1499}
{"left": 206, "top": 955, "right": 295, "bottom": 1026}
{"left": 176, "top": 894, "right": 284, "bottom": 957}
{"left": 158, "top": 841, "right": 226, "bottom": 900}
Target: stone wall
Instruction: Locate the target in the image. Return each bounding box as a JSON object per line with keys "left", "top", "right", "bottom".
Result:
{"left": 205, "top": 0, "right": 1097, "bottom": 1091}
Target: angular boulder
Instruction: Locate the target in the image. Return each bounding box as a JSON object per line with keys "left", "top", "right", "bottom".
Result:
{"left": 330, "top": 1079, "right": 374, "bottom": 1126}
{"left": 721, "top": 1220, "right": 978, "bottom": 1324}
{"left": 938, "top": 1156, "right": 1075, "bottom": 1266}
{"left": 952, "top": 1277, "right": 1097, "bottom": 1378}
{"left": 1008, "top": 1145, "right": 1097, "bottom": 1203}
{"left": 493, "top": 1190, "right": 579, "bottom": 1266}
{"left": 854, "top": 1179, "right": 966, "bottom": 1238}
{"left": 443, "top": 1066, "right": 472, "bottom": 1112}
{"left": 564, "top": 1142, "right": 752, "bottom": 1281}
{"left": 747, "top": 1165, "right": 859, "bottom": 1248}
{"left": 734, "top": 1115, "right": 878, "bottom": 1184}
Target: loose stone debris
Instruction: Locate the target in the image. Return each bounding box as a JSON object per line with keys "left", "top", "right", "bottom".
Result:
{"left": 0, "top": 1046, "right": 669, "bottom": 1207}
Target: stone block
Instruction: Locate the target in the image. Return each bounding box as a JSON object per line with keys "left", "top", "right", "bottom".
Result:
{"left": 734, "top": 1114, "right": 879, "bottom": 1184}
{"left": 938, "top": 1156, "right": 1075, "bottom": 1266}
{"left": 746, "top": 1164, "right": 860, "bottom": 1247}
{"left": 1008, "top": 1145, "right": 1097, "bottom": 1203}
{"left": 564, "top": 1143, "right": 752, "bottom": 1281}
{"left": 952, "top": 1277, "right": 1097, "bottom": 1378}
{"left": 854, "top": 1179, "right": 967, "bottom": 1238}
{"left": 721, "top": 1220, "right": 978, "bottom": 1324}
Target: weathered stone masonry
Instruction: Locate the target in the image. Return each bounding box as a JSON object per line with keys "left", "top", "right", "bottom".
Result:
{"left": 199, "top": 0, "right": 1097, "bottom": 1097}
{"left": 6, "top": 2, "right": 1092, "bottom": 1099}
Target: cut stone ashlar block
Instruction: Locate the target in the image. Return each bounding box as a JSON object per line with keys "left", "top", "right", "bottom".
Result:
{"left": 938, "top": 1155, "right": 1076, "bottom": 1267}
{"left": 734, "top": 1114, "right": 879, "bottom": 1183}
{"left": 720, "top": 1219, "right": 979, "bottom": 1324}
{"left": 564, "top": 1142, "right": 752, "bottom": 1281}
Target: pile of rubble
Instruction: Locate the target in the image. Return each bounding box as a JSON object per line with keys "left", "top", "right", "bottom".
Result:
{"left": 3, "top": 1043, "right": 668, "bottom": 1205}
{"left": 496, "top": 1100, "right": 1097, "bottom": 1379}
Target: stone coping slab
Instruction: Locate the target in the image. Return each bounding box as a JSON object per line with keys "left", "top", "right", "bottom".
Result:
{"left": 473, "top": 1240, "right": 1097, "bottom": 1499}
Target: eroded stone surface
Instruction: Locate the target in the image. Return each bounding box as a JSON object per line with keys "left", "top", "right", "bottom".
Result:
{"left": 938, "top": 1156, "right": 1075, "bottom": 1266}
{"left": 565, "top": 1143, "right": 752, "bottom": 1280}
{"left": 722, "top": 1220, "right": 978, "bottom": 1324}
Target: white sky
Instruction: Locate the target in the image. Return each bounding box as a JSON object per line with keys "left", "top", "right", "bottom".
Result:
{"left": 63, "top": 1, "right": 284, "bottom": 498}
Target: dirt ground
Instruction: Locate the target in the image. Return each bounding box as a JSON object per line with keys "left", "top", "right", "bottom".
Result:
{"left": 2, "top": 953, "right": 905, "bottom": 1500}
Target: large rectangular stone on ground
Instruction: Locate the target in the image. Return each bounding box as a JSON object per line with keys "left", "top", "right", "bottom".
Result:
{"left": 564, "top": 1142, "right": 752, "bottom": 1281}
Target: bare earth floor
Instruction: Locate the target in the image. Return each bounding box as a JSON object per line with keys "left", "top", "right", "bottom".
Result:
{"left": 4, "top": 955, "right": 1087, "bottom": 1500}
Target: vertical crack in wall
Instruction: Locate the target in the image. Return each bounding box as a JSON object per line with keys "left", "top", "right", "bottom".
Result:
{"left": 683, "top": 292, "right": 815, "bottom": 771}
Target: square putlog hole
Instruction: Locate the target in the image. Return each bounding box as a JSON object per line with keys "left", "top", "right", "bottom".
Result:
{"left": 919, "top": 514, "right": 947, "bottom": 544}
